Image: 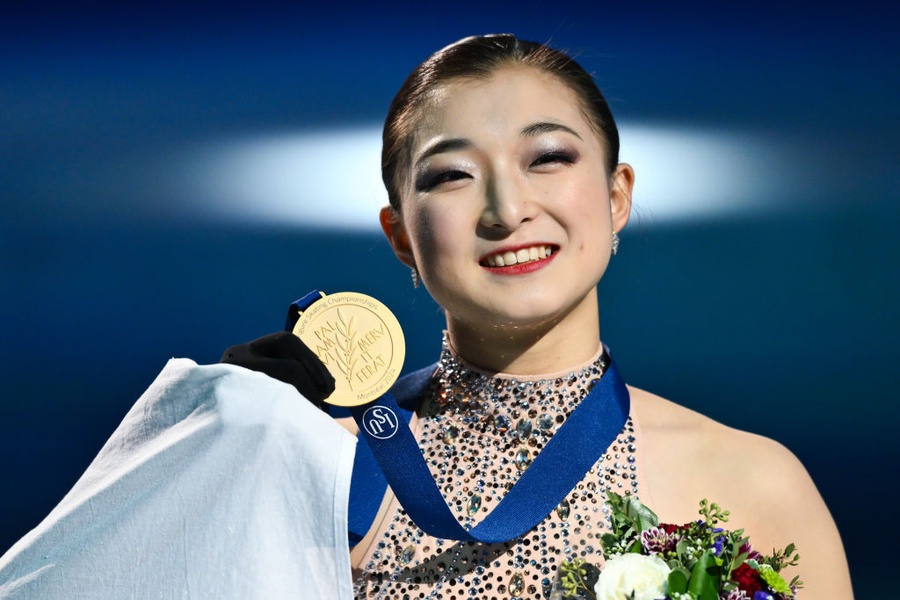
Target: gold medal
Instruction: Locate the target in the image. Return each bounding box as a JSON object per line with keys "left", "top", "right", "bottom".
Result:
{"left": 291, "top": 291, "right": 405, "bottom": 407}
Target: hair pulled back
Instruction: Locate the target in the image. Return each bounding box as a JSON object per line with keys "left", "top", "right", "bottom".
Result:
{"left": 381, "top": 34, "right": 620, "bottom": 209}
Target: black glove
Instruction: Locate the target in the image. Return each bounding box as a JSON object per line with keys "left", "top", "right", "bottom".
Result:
{"left": 220, "top": 332, "right": 335, "bottom": 410}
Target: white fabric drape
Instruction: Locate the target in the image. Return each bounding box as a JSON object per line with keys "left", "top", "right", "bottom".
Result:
{"left": 0, "top": 359, "right": 357, "bottom": 599}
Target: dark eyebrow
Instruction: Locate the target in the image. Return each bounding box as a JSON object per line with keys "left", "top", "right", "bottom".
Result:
{"left": 414, "top": 138, "right": 472, "bottom": 169}
{"left": 520, "top": 121, "right": 583, "bottom": 140}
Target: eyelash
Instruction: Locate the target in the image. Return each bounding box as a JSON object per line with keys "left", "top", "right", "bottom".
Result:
{"left": 416, "top": 150, "right": 577, "bottom": 192}
{"left": 531, "top": 150, "right": 576, "bottom": 167}
{"left": 416, "top": 169, "right": 469, "bottom": 192}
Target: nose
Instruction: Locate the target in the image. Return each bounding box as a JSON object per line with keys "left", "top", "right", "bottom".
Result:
{"left": 478, "top": 171, "right": 537, "bottom": 233}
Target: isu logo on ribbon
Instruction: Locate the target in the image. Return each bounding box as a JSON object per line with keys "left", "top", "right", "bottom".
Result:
{"left": 362, "top": 406, "right": 400, "bottom": 439}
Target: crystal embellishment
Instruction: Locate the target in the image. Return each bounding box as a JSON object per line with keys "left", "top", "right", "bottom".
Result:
{"left": 398, "top": 544, "right": 416, "bottom": 566}
{"left": 494, "top": 415, "right": 510, "bottom": 433}
{"left": 537, "top": 413, "right": 554, "bottom": 430}
{"left": 510, "top": 571, "right": 524, "bottom": 596}
{"left": 467, "top": 493, "right": 482, "bottom": 516}
{"left": 514, "top": 447, "right": 532, "bottom": 471}
{"left": 515, "top": 418, "right": 533, "bottom": 439}
{"left": 442, "top": 424, "right": 459, "bottom": 444}
{"left": 556, "top": 499, "right": 570, "bottom": 521}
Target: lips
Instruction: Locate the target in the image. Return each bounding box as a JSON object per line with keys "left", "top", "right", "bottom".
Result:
{"left": 480, "top": 244, "right": 556, "bottom": 268}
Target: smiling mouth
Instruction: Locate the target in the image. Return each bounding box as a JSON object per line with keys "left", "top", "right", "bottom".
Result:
{"left": 480, "top": 245, "right": 557, "bottom": 268}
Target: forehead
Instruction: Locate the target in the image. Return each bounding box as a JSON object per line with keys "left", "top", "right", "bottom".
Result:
{"left": 411, "top": 66, "right": 592, "bottom": 147}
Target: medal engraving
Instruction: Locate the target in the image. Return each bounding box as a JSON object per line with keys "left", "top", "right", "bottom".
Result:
{"left": 292, "top": 292, "right": 405, "bottom": 407}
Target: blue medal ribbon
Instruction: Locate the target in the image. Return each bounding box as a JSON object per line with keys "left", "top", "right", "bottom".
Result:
{"left": 287, "top": 291, "right": 630, "bottom": 544}
{"left": 348, "top": 362, "right": 629, "bottom": 543}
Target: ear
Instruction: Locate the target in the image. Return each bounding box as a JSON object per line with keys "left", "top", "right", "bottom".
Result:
{"left": 610, "top": 163, "right": 635, "bottom": 233}
{"left": 379, "top": 205, "right": 416, "bottom": 269}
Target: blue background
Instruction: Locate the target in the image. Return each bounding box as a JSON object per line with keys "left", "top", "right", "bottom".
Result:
{"left": 2, "top": 1, "right": 897, "bottom": 597}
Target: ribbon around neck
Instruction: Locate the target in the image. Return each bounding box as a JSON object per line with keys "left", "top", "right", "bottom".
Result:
{"left": 348, "top": 360, "right": 630, "bottom": 544}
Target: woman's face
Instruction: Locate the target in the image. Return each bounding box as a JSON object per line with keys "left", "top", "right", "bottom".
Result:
{"left": 382, "top": 66, "right": 633, "bottom": 337}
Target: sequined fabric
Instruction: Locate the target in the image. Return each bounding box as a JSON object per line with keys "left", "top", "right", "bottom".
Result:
{"left": 352, "top": 339, "right": 642, "bottom": 599}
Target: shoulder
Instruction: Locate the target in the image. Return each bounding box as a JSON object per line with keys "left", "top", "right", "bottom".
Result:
{"left": 632, "top": 385, "right": 801, "bottom": 475}
{"left": 630, "top": 385, "right": 817, "bottom": 521}
{"left": 629, "top": 386, "right": 853, "bottom": 598}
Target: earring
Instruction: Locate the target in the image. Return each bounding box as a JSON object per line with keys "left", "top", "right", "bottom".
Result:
{"left": 611, "top": 230, "right": 620, "bottom": 256}
{"left": 410, "top": 267, "right": 420, "bottom": 288}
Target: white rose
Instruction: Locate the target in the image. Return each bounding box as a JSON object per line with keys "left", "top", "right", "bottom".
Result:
{"left": 593, "top": 553, "right": 671, "bottom": 600}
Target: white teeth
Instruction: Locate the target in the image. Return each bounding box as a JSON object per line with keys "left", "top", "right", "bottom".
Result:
{"left": 484, "top": 245, "right": 553, "bottom": 267}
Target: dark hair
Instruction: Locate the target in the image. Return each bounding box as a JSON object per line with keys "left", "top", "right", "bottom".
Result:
{"left": 381, "top": 33, "right": 621, "bottom": 209}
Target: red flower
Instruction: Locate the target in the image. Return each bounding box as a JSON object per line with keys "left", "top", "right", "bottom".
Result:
{"left": 731, "top": 563, "right": 765, "bottom": 596}
{"left": 659, "top": 522, "right": 689, "bottom": 534}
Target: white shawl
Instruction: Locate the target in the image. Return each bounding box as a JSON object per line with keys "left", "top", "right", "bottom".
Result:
{"left": 0, "top": 359, "right": 356, "bottom": 599}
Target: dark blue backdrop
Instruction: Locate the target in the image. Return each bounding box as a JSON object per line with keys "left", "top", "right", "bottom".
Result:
{"left": 2, "top": 2, "right": 897, "bottom": 597}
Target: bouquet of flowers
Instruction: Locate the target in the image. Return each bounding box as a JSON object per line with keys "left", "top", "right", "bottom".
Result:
{"left": 559, "top": 491, "right": 801, "bottom": 600}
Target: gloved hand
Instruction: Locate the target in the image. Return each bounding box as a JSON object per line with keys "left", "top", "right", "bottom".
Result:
{"left": 220, "top": 332, "right": 335, "bottom": 410}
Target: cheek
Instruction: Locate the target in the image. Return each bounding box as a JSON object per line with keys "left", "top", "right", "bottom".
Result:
{"left": 557, "top": 179, "right": 613, "bottom": 231}
{"left": 407, "top": 204, "right": 465, "bottom": 267}
{"left": 560, "top": 184, "right": 613, "bottom": 258}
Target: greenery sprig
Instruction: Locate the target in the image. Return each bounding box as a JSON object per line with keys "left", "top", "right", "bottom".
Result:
{"left": 560, "top": 491, "right": 801, "bottom": 600}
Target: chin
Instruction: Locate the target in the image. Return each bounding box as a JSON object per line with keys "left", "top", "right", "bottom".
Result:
{"left": 440, "top": 284, "right": 596, "bottom": 329}
{"left": 471, "top": 305, "right": 569, "bottom": 332}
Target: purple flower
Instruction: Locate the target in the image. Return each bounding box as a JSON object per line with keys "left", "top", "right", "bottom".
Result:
{"left": 739, "top": 541, "right": 762, "bottom": 562}
{"left": 640, "top": 526, "right": 679, "bottom": 554}
{"left": 753, "top": 592, "right": 775, "bottom": 600}
{"left": 712, "top": 534, "right": 725, "bottom": 556}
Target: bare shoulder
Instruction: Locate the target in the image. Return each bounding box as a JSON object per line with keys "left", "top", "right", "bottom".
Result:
{"left": 629, "top": 385, "right": 824, "bottom": 526}
{"left": 631, "top": 385, "right": 812, "bottom": 485}
{"left": 629, "top": 386, "right": 854, "bottom": 599}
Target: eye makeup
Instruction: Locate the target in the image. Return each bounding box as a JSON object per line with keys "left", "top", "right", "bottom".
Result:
{"left": 415, "top": 167, "right": 471, "bottom": 192}
{"left": 528, "top": 147, "right": 579, "bottom": 168}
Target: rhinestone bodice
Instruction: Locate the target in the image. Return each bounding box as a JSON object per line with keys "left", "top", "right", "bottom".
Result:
{"left": 352, "top": 340, "right": 644, "bottom": 599}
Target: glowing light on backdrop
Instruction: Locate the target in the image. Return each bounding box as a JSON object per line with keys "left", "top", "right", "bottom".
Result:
{"left": 172, "top": 123, "right": 809, "bottom": 230}
{"left": 176, "top": 128, "right": 386, "bottom": 229}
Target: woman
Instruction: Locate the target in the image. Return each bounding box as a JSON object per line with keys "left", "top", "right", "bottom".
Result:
{"left": 335, "top": 34, "right": 853, "bottom": 598}
{"left": 0, "top": 33, "right": 852, "bottom": 600}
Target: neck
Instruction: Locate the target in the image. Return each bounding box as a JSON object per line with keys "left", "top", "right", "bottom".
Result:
{"left": 445, "top": 292, "right": 602, "bottom": 375}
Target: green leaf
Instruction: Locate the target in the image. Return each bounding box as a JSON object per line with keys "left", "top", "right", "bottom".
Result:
{"left": 605, "top": 491, "right": 660, "bottom": 533}
{"left": 624, "top": 496, "right": 661, "bottom": 531}
{"left": 687, "top": 551, "right": 720, "bottom": 600}
{"left": 667, "top": 568, "right": 689, "bottom": 594}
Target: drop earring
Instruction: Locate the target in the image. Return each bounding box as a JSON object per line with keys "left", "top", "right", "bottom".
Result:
{"left": 611, "top": 230, "right": 620, "bottom": 256}
{"left": 411, "top": 267, "right": 420, "bottom": 288}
